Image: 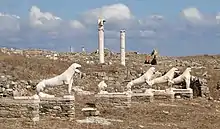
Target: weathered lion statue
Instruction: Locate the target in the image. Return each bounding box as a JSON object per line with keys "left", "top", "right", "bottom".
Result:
{"left": 126, "top": 67, "right": 156, "bottom": 93}
{"left": 147, "top": 67, "right": 180, "bottom": 87}
{"left": 36, "top": 63, "right": 82, "bottom": 96}
{"left": 169, "top": 67, "right": 192, "bottom": 89}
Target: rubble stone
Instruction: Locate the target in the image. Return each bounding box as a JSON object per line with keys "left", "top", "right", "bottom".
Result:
{"left": 0, "top": 47, "right": 217, "bottom": 100}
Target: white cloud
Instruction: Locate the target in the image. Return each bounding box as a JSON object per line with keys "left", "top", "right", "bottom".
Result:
{"left": 0, "top": 13, "right": 20, "bottom": 19}
{"left": 0, "top": 12, "right": 20, "bottom": 31}
{"left": 138, "top": 18, "right": 162, "bottom": 30}
{"left": 1, "top": 3, "right": 220, "bottom": 55}
{"left": 82, "top": 3, "right": 133, "bottom": 25}
{"left": 181, "top": 7, "right": 203, "bottom": 20}
{"left": 29, "top": 6, "right": 85, "bottom": 31}
{"left": 105, "top": 30, "right": 120, "bottom": 38}
{"left": 69, "top": 20, "right": 85, "bottom": 29}
{"left": 150, "top": 15, "right": 164, "bottom": 20}
{"left": 181, "top": 7, "right": 203, "bottom": 23}
{"left": 29, "top": 6, "right": 62, "bottom": 30}
{"left": 140, "top": 30, "right": 156, "bottom": 38}
{"left": 137, "top": 14, "right": 165, "bottom": 31}
{"left": 180, "top": 7, "right": 218, "bottom": 26}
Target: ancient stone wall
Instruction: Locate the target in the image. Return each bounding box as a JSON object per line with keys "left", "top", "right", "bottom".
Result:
{"left": 95, "top": 93, "right": 131, "bottom": 108}
{"left": 40, "top": 96, "right": 75, "bottom": 118}
{"left": 0, "top": 98, "right": 39, "bottom": 122}
{"left": 0, "top": 96, "right": 75, "bottom": 122}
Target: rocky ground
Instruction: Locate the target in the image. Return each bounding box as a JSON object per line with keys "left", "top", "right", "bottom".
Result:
{"left": 1, "top": 48, "right": 220, "bottom": 129}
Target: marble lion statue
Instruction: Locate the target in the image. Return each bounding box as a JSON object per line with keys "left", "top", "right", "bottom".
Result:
{"left": 126, "top": 67, "right": 156, "bottom": 93}
{"left": 169, "top": 67, "right": 192, "bottom": 89}
{"left": 36, "top": 63, "right": 82, "bottom": 95}
{"left": 147, "top": 67, "right": 180, "bottom": 87}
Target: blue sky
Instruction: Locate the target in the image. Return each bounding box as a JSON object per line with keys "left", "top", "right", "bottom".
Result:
{"left": 0, "top": 0, "right": 220, "bottom": 56}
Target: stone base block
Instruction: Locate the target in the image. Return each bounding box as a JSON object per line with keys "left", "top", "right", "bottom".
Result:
{"left": 170, "top": 88, "right": 193, "bottom": 99}
{"left": 40, "top": 96, "right": 75, "bottom": 118}
{"left": 95, "top": 92, "right": 131, "bottom": 108}
{"left": 14, "top": 94, "right": 39, "bottom": 100}
{"left": 81, "top": 107, "right": 100, "bottom": 117}
{"left": 0, "top": 98, "right": 40, "bottom": 122}
{"left": 0, "top": 95, "right": 75, "bottom": 121}
{"left": 63, "top": 95, "right": 75, "bottom": 100}
{"left": 152, "top": 90, "right": 175, "bottom": 102}
{"left": 131, "top": 93, "right": 154, "bottom": 103}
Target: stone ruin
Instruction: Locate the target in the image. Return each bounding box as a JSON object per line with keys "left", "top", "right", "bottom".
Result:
{"left": 0, "top": 51, "right": 212, "bottom": 125}
{"left": 0, "top": 95, "right": 75, "bottom": 122}
{"left": 0, "top": 20, "right": 213, "bottom": 125}
{"left": 0, "top": 60, "right": 212, "bottom": 126}
{"left": 94, "top": 67, "right": 211, "bottom": 109}
{"left": 0, "top": 60, "right": 210, "bottom": 121}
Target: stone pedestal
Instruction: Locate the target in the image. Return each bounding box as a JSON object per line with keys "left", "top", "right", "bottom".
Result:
{"left": 81, "top": 107, "right": 100, "bottom": 117}
{"left": 0, "top": 95, "right": 76, "bottom": 121}
{"left": 40, "top": 95, "right": 75, "bottom": 118}
{"left": 0, "top": 96, "right": 40, "bottom": 122}
{"left": 170, "top": 88, "right": 193, "bottom": 99}
{"left": 95, "top": 93, "right": 131, "bottom": 108}
{"left": 152, "top": 90, "right": 175, "bottom": 102}
{"left": 131, "top": 93, "right": 154, "bottom": 102}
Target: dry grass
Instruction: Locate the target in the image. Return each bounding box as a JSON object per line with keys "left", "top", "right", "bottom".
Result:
{"left": 1, "top": 51, "right": 220, "bottom": 129}
{"left": 0, "top": 54, "right": 71, "bottom": 80}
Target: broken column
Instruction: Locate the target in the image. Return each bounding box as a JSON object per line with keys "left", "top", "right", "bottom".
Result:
{"left": 98, "top": 19, "right": 105, "bottom": 64}
{"left": 120, "top": 30, "right": 126, "bottom": 66}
